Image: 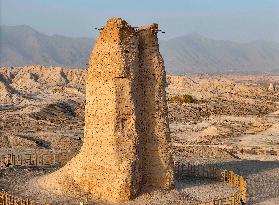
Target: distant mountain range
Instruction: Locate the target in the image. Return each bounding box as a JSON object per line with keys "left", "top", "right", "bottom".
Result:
{"left": 1, "top": 25, "right": 279, "bottom": 74}
{"left": 0, "top": 25, "right": 93, "bottom": 68}
{"left": 160, "top": 34, "right": 279, "bottom": 74}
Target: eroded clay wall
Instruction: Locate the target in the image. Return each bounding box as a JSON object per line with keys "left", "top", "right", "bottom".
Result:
{"left": 136, "top": 24, "right": 174, "bottom": 188}
{"left": 74, "top": 18, "right": 141, "bottom": 201}
{"left": 36, "top": 18, "right": 173, "bottom": 203}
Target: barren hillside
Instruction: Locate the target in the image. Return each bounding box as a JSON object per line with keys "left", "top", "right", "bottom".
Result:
{"left": 0, "top": 65, "right": 279, "bottom": 204}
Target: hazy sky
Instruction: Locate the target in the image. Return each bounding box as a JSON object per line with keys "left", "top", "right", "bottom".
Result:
{"left": 1, "top": 0, "right": 279, "bottom": 42}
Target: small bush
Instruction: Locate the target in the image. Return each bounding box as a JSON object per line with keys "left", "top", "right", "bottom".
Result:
{"left": 168, "top": 94, "right": 194, "bottom": 104}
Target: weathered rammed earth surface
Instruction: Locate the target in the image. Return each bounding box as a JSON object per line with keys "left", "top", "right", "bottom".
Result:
{"left": 35, "top": 18, "right": 173, "bottom": 202}
{"left": 136, "top": 23, "right": 173, "bottom": 189}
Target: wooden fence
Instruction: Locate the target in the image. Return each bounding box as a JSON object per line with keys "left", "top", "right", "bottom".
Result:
{"left": 174, "top": 162, "right": 248, "bottom": 205}
{"left": 0, "top": 192, "right": 50, "bottom": 205}
{"left": 0, "top": 151, "right": 69, "bottom": 168}
{"left": 0, "top": 151, "right": 69, "bottom": 205}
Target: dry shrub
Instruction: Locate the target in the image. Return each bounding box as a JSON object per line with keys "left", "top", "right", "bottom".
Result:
{"left": 168, "top": 94, "right": 195, "bottom": 104}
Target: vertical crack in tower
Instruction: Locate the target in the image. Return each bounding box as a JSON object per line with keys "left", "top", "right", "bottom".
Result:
{"left": 35, "top": 18, "right": 173, "bottom": 203}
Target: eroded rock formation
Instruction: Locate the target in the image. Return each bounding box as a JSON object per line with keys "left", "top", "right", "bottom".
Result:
{"left": 35, "top": 18, "right": 173, "bottom": 202}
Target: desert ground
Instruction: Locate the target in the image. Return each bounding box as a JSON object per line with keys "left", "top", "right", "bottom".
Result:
{"left": 0, "top": 65, "right": 278, "bottom": 204}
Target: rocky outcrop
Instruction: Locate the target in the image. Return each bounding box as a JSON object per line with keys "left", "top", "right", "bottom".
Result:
{"left": 35, "top": 18, "right": 173, "bottom": 202}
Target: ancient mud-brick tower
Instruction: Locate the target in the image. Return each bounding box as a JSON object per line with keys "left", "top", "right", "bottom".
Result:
{"left": 36, "top": 18, "right": 173, "bottom": 202}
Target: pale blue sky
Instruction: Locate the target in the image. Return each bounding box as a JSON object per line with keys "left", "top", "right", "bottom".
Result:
{"left": 1, "top": 0, "right": 279, "bottom": 42}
